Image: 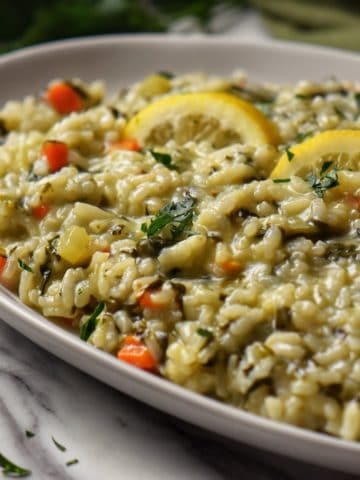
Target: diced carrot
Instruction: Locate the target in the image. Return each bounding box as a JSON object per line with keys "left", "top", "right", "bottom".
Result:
{"left": 218, "top": 260, "right": 242, "bottom": 274}
{"left": 32, "top": 204, "right": 50, "bottom": 220}
{"left": 123, "top": 335, "right": 142, "bottom": 346}
{"left": 345, "top": 194, "right": 360, "bottom": 210}
{"left": 109, "top": 138, "right": 141, "bottom": 152}
{"left": 46, "top": 82, "right": 83, "bottom": 114}
{"left": 138, "top": 288, "right": 167, "bottom": 309}
{"left": 117, "top": 342, "right": 156, "bottom": 370}
{"left": 42, "top": 140, "right": 69, "bottom": 172}
{"left": 0, "top": 256, "right": 7, "bottom": 276}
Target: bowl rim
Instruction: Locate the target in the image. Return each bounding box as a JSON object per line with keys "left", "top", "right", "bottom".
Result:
{"left": 1, "top": 34, "right": 360, "bottom": 465}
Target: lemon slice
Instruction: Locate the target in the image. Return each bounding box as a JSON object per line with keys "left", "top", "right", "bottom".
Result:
{"left": 124, "top": 92, "right": 279, "bottom": 148}
{"left": 271, "top": 130, "right": 360, "bottom": 178}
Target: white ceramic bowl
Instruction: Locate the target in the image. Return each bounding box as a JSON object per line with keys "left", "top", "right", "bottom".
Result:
{"left": 1, "top": 35, "right": 360, "bottom": 474}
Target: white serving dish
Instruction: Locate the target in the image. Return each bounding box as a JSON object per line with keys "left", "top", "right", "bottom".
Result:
{"left": 1, "top": 35, "right": 360, "bottom": 474}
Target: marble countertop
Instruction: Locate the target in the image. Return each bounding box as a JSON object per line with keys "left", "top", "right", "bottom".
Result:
{"left": 0, "top": 320, "right": 357, "bottom": 479}
{"left": 1, "top": 11, "right": 359, "bottom": 480}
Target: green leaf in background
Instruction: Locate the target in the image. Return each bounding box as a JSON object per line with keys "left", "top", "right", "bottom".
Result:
{"left": 250, "top": 0, "right": 360, "bottom": 52}
{"left": 1, "top": 0, "right": 360, "bottom": 53}
{"left": 0, "top": 0, "right": 242, "bottom": 51}
{"left": 1, "top": 0, "right": 165, "bottom": 51}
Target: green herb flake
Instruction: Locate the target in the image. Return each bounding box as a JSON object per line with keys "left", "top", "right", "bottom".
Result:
{"left": 66, "top": 459, "right": 79, "bottom": 467}
{"left": 320, "top": 161, "right": 333, "bottom": 175}
{"left": 142, "top": 195, "right": 196, "bottom": 239}
{"left": 79, "top": 301, "right": 105, "bottom": 341}
{"left": 334, "top": 106, "right": 345, "bottom": 119}
{"left": 149, "top": 150, "right": 177, "bottom": 170}
{"left": 295, "top": 94, "right": 307, "bottom": 100}
{"left": 254, "top": 101, "right": 272, "bottom": 116}
{"left": 355, "top": 93, "right": 360, "bottom": 109}
{"left": 157, "top": 71, "right": 174, "bottom": 79}
{"left": 306, "top": 169, "right": 339, "bottom": 198}
{"left": 273, "top": 178, "right": 290, "bottom": 183}
{"left": 0, "top": 119, "right": 8, "bottom": 137}
{"left": 295, "top": 131, "right": 313, "bottom": 142}
{"left": 52, "top": 436, "right": 66, "bottom": 452}
{"left": 285, "top": 147, "right": 294, "bottom": 162}
{"left": 25, "top": 430, "right": 35, "bottom": 438}
{"left": 0, "top": 453, "right": 31, "bottom": 477}
{"left": 18, "top": 259, "right": 33, "bottom": 273}
{"left": 196, "top": 328, "right": 214, "bottom": 340}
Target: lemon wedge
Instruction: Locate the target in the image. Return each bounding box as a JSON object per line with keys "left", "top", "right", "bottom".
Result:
{"left": 271, "top": 130, "right": 360, "bottom": 179}
{"left": 124, "top": 92, "right": 279, "bottom": 148}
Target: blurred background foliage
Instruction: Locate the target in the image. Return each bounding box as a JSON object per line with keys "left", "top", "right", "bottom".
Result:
{"left": 1, "top": 0, "right": 360, "bottom": 52}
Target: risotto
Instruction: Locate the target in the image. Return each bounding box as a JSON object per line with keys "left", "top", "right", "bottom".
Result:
{"left": 1, "top": 71, "right": 360, "bottom": 440}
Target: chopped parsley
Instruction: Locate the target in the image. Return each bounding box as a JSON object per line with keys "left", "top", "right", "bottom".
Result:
{"left": 355, "top": 93, "right": 360, "bottom": 109}
{"left": 65, "top": 81, "right": 88, "bottom": 100}
{"left": 254, "top": 101, "right": 273, "bottom": 116}
{"left": 66, "top": 459, "right": 79, "bottom": 467}
{"left": 306, "top": 169, "right": 339, "bottom": 198}
{"left": 320, "top": 160, "right": 333, "bottom": 175}
{"left": 295, "top": 89, "right": 347, "bottom": 100}
{"left": 325, "top": 242, "right": 358, "bottom": 261}
{"left": 157, "top": 71, "right": 174, "bottom": 79}
{"left": 196, "top": 328, "right": 214, "bottom": 339}
{"left": 273, "top": 178, "right": 290, "bottom": 183}
{"left": 141, "top": 195, "right": 196, "bottom": 239}
{"left": 52, "top": 436, "right": 66, "bottom": 452}
{"left": 295, "top": 131, "right": 313, "bottom": 142}
{"left": 18, "top": 259, "right": 33, "bottom": 273}
{"left": 149, "top": 150, "right": 177, "bottom": 170}
{"left": 0, "top": 453, "right": 31, "bottom": 477}
{"left": 0, "top": 119, "right": 8, "bottom": 136}
{"left": 25, "top": 430, "right": 35, "bottom": 438}
{"left": 79, "top": 301, "right": 105, "bottom": 341}
{"left": 285, "top": 147, "right": 294, "bottom": 162}
{"left": 334, "top": 106, "right": 345, "bottom": 119}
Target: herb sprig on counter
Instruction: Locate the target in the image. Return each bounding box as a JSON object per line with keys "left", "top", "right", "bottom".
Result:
{"left": 0, "top": 453, "right": 31, "bottom": 477}
{"left": 52, "top": 436, "right": 66, "bottom": 452}
{"left": 141, "top": 195, "right": 196, "bottom": 239}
